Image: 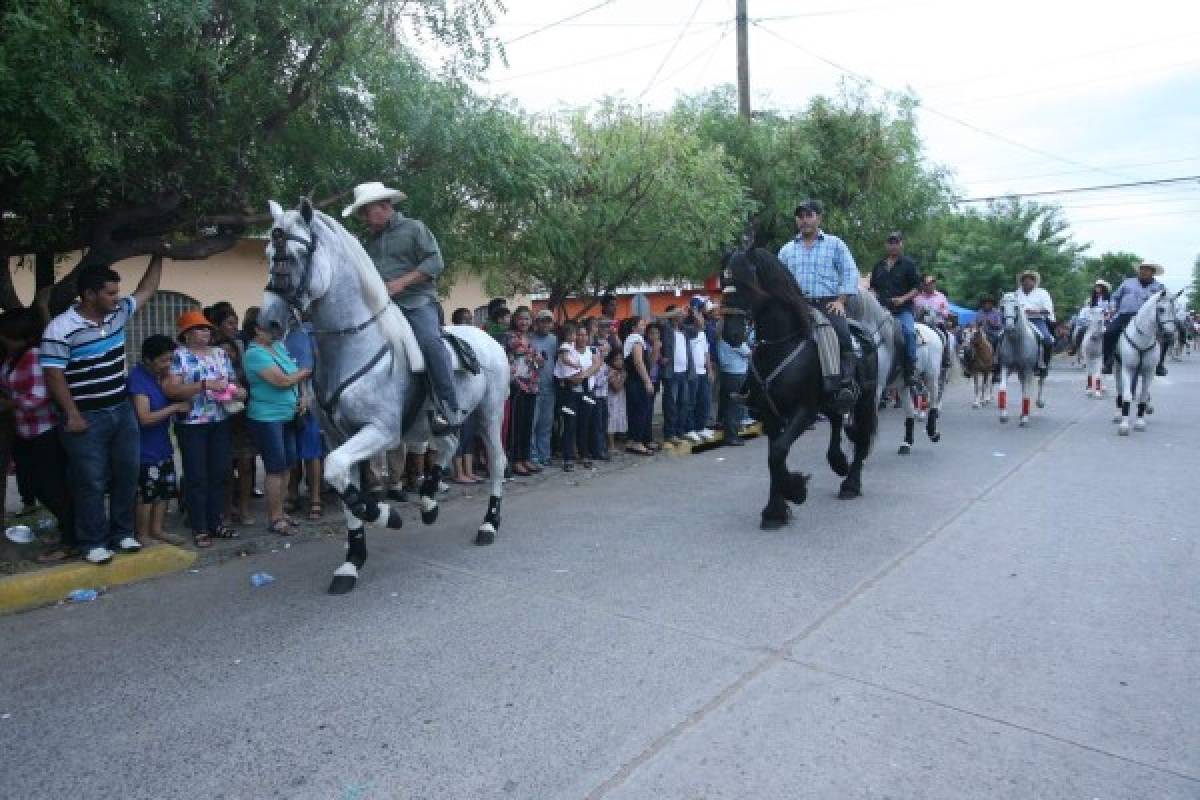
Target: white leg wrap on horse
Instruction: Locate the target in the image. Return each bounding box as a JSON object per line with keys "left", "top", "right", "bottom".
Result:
{"left": 420, "top": 495, "right": 437, "bottom": 514}
{"left": 478, "top": 521, "right": 496, "bottom": 535}
{"left": 334, "top": 562, "right": 358, "bottom": 578}
{"left": 376, "top": 502, "right": 391, "bottom": 522}
{"left": 343, "top": 508, "right": 364, "bottom": 530}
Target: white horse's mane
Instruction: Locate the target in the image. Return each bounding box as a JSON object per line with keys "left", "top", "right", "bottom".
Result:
{"left": 305, "top": 207, "right": 414, "bottom": 359}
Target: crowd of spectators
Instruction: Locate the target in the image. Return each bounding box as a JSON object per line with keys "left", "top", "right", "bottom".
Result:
{"left": 0, "top": 265, "right": 753, "bottom": 567}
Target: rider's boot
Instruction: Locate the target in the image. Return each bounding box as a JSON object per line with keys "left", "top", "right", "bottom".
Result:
{"left": 428, "top": 389, "right": 461, "bottom": 436}
{"left": 831, "top": 351, "right": 859, "bottom": 414}
{"left": 902, "top": 357, "right": 917, "bottom": 389}
{"left": 1101, "top": 356, "right": 1114, "bottom": 375}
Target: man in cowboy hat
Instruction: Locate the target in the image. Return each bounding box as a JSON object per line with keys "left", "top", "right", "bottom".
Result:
{"left": 777, "top": 199, "right": 860, "bottom": 412}
{"left": 1016, "top": 269, "right": 1056, "bottom": 374}
{"left": 344, "top": 181, "right": 458, "bottom": 432}
{"left": 869, "top": 231, "right": 920, "bottom": 387}
{"left": 1102, "top": 261, "right": 1168, "bottom": 376}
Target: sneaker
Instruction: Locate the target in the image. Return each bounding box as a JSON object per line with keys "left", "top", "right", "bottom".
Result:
{"left": 699, "top": 428, "right": 716, "bottom": 441}
{"left": 560, "top": 406, "right": 576, "bottom": 417}
{"left": 116, "top": 537, "right": 142, "bottom": 553}
{"left": 739, "top": 418, "right": 755, "bottom": 427}
{"left": 85, "top": 547, "right": 114, "bottom": 565}
{"left": 684, "top": 431, "right": 703, "bottom": 443}
{"left": 582, "top": 395, "right": 596, "bottom": 405}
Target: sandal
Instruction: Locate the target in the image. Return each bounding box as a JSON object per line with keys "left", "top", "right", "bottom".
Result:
{"left": 192, "top": 532, "right": 213, "bottom": 549}
{"left": 35, "top": 548, "right": 74, "bottom": 564}
{"left": 268, "top": 518, "right": 294, "bottom": 536}
{"left": 307, "top": 503, "right": 323, "bottom": 521}
{"left": 512, "top": 465, "right": 532, "bottom": 477}
{"left": 210, "top": 524, "right": 239, "bottom": 539}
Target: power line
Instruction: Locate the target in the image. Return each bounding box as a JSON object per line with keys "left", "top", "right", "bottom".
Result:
{"left": 750, "top": 22, "right": 1130, "bottom": 182}
{"left": 491, "top": 27, "right": 714, "bottom": 82}
{"left": 639, "top": 0, "right": 708, "bottom": 99}
{"left": 653, "top": 26, "right": 732, "bottom": 93}
{"left": 956, "top": 175, "right": 1200, "bottom": 203}
{"left": 503, "top": 0, "right": 618, "bottom": 45}
{"left": 1067, "top": 207, "right": 1200, "bottom": 225}
{"left": 961, "top": 155, "right": 1200, "bottom": 185}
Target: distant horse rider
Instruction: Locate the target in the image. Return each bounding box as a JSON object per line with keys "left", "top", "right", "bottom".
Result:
{"left": 1016, "top": 269, "right": 1055, "bottom": 375}
{"left": 344, "top": 181, "right": 459, "bottom": 433}
{"left": 976, "top": 294, "right": 1003, "bottom": 382}
{"left": 913, "top": 273, "right": 953, "bottom": 371}
{"left": 1102, "top": 261, "right": 1167, "bottom": 377}
{"left": 868, "top": 231, "right": 920, "bottom": 388}
{"left": 777, "top": 199, "right": 860, "bottom": 412}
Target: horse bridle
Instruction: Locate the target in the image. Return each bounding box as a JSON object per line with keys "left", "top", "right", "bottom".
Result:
{"left": 268, "top": 226, "right": 318, "bottom": 304}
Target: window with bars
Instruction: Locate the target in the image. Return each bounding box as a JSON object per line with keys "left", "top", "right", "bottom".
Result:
{"left": 126, "top": 290, "right": 202, "bottom": 366}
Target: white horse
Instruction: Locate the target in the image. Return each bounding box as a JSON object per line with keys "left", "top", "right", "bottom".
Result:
{"left": 1113, "top": 288, "right": 1180, "bottom": 435}
{"left": 996, "top": 292, "right": 1046, "bottom": 426}
{"left": 1078, "top": 305, "right": 1106, "bottom": 398}
{"left": 260, "top": 199, "right": 511, "bottom": 595}
{"left": 894, "top": 319, "right": 945, "bottom": 455}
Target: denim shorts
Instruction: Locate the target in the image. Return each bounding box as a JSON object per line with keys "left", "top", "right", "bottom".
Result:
{"left": 248, "top": 419, "right": 298, "bottom": 474}
{"left": 294, "top": 411, "right": 324, "bottom": 461}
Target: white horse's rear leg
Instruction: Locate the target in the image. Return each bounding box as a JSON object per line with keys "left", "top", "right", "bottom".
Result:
{"left": 476, "top": 401, "right": 507, "bottom": 545}
{"left": 1035, "top": 372, "right": 1046, "bottom": 409}
{"left": 1135, "top": 372, "right": 1153, "bottom": 431}
{"left": 898, "top": 385, "right": 916, "bottom": 455}
{"left": 1018, "top": 373, "right": 1031, "bottom": 426}
{"left": 997, "top": 366, "right": 1009, "bottom": 423}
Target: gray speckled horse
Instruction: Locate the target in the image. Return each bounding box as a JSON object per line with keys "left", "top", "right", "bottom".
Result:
{"left": 996, "top": 292, "right": 1045, "bottom": 426}
{"left": 259, "top": 199, "right": 510, "bottom": 595}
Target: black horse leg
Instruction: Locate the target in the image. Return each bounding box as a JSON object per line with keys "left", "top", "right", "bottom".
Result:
{"left": 762, "top": 412, "right": 812, "bottom": 529}
{"left": 839, "top": 392, "right": 876, "bottom": 499}
{"left": 926, "top": 407, "right": 941, "bottom": 442}
{"left": 826, "top": 412, "right": 850, "bottom": 477}
{"left": 329, "top": 488, "right": 371, "bottom": 595}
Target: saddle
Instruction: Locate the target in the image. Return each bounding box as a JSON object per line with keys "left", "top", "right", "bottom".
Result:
{"left": 808, "top": 309, "right": 875, "bottom": 385}
{"left": 391, "top": 314, "right": 480, "bottom": 375}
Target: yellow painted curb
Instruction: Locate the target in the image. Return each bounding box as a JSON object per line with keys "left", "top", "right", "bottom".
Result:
{"left": 0, "top": 545, "right": 197, "bottom": 615}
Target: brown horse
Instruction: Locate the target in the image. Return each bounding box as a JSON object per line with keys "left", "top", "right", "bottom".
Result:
{"left": 963, "top": 324, "right": 994, "bottom": 408}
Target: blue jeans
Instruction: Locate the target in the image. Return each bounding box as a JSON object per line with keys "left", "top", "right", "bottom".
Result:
{"left": 59, "top": 401, "right": 139, "bottom": 552}
{"left": 670, "top": 372, "right": 697, "bottom": 436}
{"left": 692, "top": 373, "right": 712, "bottom": 432}
{"left": 1030, "top": 317, "right": 1054, "bottom": 346}
{"left": 531, "top": 385, "right": 556, "bottom": 464}
{"left": 176, "top": 420, "right": 232, "bottom": 534}
{"left": 894, "top": 308, "right": 918, "bottom": 366}
{"left": 403, "top": 302, "right": 458, "bottom": 413}
{"left": 660, "top": 373, "right": 676, "bottom": 438}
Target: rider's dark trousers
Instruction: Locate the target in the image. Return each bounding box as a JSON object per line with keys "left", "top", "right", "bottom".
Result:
{"left": 402, "top": 301, "right": 459, "bottom": 413}
{"left": 1103, "top": 312, "right": 1135, "bottom": 362}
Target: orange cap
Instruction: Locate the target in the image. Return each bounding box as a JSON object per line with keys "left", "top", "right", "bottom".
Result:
{"left": 176, "top": 309, "right": 214, "bottom": 341}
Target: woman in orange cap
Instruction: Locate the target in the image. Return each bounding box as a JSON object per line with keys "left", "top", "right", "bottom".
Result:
{"left": 163, "top": 309, "right": 246, "bottom": 548}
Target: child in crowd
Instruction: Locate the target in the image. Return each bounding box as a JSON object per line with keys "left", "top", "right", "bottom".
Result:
{"left": 604, "top": 348, "right": 627, "bottom": 454}
{"left": 450, "top": 308, "right": 483, "bottom": 484}
{"left": 128, "top": 334, "right": 191, "bottom": 546}
{"left": 590, "top": 337, "right": 611, "bottom": 460}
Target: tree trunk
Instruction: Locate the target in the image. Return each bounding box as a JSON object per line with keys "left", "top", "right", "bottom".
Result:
{"left": 35, "top": 251, "right": 56, "bottom": 291}
{"left": 0, "top": 251, "right": 20, "bottom": 310}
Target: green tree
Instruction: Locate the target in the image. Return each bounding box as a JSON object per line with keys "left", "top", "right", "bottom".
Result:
{"left": 0, "top": 0, "right": 506, "bottom": 310}
{"left": 1081, "top": 251, "right": 1142, "bottom": 294}
{"left": 926, "top": 199, "right": 1088, "bottom": 315}
{"left": 1189, "top": 254, "right": 1200, "bottom": 313}
{"left": 670, "top": 84, "right": 952, "bottom": 266}
{"left": 508, "top": 103, "right": 750, "bottom": 316}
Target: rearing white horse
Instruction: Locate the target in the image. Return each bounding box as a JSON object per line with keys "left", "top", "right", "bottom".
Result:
{"left": 1113, "top": 288, "right": 1181, "bottom": 435}
{"left": 260, "top": 199, "right": 511, "bottom": 594}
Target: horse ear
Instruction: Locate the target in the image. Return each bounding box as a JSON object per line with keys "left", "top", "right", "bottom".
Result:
{"left": 1175, "top": 288, "right": 1186, "bottom": 300}
{"left": 268, "top": 200, "right": 284, "bottom": 225}
{"left": 299, "top": 197, "right": 314, "bottom": 225}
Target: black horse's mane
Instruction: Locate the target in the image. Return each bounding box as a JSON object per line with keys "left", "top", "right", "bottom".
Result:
{"left": 732, "top": 248, "right": 812, "bottom": 339}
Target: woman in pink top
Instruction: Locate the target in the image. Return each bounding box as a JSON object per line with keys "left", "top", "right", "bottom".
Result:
{"left": 912, "top": 274, "right": 950, "bottom": 325}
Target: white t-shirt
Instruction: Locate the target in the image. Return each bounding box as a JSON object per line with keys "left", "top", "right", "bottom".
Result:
{"left": 576, "top": 345, "right": 594, "bottom": 391}
{"left": 622, "top": 333, "right": 645, "bottom": 359}
{"left": 672, "top": 330, "right": 688, "bottom": 373}
{"left": 1018, "top": 287, "right": 1054, "bottom": 318}
{"left": 689, "top": 333, "right": 709, "bottom": 375}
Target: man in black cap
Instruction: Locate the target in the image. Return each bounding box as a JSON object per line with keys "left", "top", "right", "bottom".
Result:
{"left": 869, "top": 231, "right": 920, "bottom": 387}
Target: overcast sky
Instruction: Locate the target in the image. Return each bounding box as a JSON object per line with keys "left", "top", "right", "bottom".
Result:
{"left": 457, "top": 0, "right": 1199, "bottom": 290}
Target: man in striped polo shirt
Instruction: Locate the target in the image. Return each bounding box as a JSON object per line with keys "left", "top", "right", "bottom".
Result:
{"left": 41, "top": 256, "right": 163, "bottom": 565}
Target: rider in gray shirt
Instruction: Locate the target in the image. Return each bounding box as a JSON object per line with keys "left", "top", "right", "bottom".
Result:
{"left": 344, "top": 181, "right": 458, "bottom": 431}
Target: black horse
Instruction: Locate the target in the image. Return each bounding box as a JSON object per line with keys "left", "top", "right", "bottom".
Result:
{"left": 722, "top": 248, "right": 878, "bottom": 529}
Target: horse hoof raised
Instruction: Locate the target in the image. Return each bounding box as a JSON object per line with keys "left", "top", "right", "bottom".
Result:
{"left": 386, "top": 507, "right": 404, "bottom": 529}
{"left": 929, "top": 432, "right": 942, "bottom": 443}
{"left": 1036, "top": 400, "right": 1045, "bottom": 409}
{"left": 419, "top": 495, "right": 439, "bottom": 525}
{"left": 475, "top": 523, "right": 496, "bottom": 546}
{"left": 898, "top": 443, "right": 911, "bottom": 455}
{"left": 1118, "top": 423, "right": 1130, "bottom": 436}
{"left": 1134, "top": 419, "right": 1147, "bottom": 431}
{"left": 1146, "top": 405, "right": 1155, "bottom": 415}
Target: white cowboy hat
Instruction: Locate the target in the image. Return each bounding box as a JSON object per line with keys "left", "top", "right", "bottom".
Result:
{"left": 1093, "top": 279, "right": 1112, "bottom": 291}
{"left": 1138, "top": 261, "right": 1165, "bottom": 276}
{"left": 341, "top": 181, "right": 407, "bottom": 218}
{"left": 1018, "top": 269, "right": 1040, "bottom": 285}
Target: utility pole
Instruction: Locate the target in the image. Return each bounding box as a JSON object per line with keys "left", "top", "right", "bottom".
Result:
{"left": 736, "top": 0, "right": 750, "bottom": 119}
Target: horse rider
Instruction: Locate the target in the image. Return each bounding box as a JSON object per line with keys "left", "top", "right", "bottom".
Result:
{"left": 1016, "top": 269, "right": 1055, "bottom": 375}
{"left": 868, "top": 230, "right": 920, "bottom": 387}
{"left": 1102, "top": 261, "right": 1167, "bottom": 376}
{"left": 912, "top": 274, "right": 953, "bottom": 371}
{"left": 976, "top": 294, "right": 1004, "bottom": 381}
{"left": 1069, "top": 278, "right": 1112, "bottom": 355}
{"left": 777, "top": 198, "right": 860, "bottom": 412}
{"left": 344, "top": 181, "right": 459, "bottom": 433}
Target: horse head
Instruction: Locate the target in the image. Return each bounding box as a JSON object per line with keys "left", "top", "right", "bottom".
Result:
{"left": 721, "top": 247, "right": 812, "bottom": 347}
{"left": 720, "top": 249, "right": 758, "bottom": 348}
{"left": 1154, "top": 289, "right": 1179, "bottom": 340}
{"left": 1000, "top": 292, "right": 1022, "bottom": 332}
{"left": 261, "top": 198, "right": 336, "bottom": 332}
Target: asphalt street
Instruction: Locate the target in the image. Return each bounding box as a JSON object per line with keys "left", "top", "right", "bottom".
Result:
{"left": 2, "top": 357, "right": 1197, "bottom": 799}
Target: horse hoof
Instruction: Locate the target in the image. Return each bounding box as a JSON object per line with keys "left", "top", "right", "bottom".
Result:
{"left": 419, "top": 495, "right": 439, "bottom": 525}
{"left": 475, "top": 522, "right": 496, "bottom": 546}
{"left": 1036, "top": 400, "right": 1045, "bottom": 409}
{"left": 929, "top": 432, "right": 941, "bottom": 443}
{"left": 1118, "top": 424, "right": 1130, "bottom": 436}
{"left": 1019, "top": 417, "right": 1029, "bottom": 427}
{"left": 898, "top": 443, "right": 911, "bottom": 455}
{"left": 838, "top": 485, "right": 862, "bottom": 499}
{"left": 1134, "top": 419, "right": 1146, "bottom": 431}
{"left": 999, "top": 415, "right": 1008, "bottom": 424}
{"left": 1112, "top": 414, "right": 1122, "bottom": 424}
{"left": 386, "top": 507, "right": 404, "bottom": 529}
{"left": 971, "top": 401, "right": 980, "bottom": 409}
{"left": 1146, "top": 406, "right": 1155, "bottom": 415}
{"left": 760, "top": 517, "right": 787, "bottom": 531}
